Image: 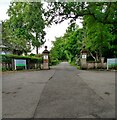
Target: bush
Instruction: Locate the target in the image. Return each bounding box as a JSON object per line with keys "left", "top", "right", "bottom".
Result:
{"left": 0, "top": 54, "right": 12, "bottom": 63}
{"left": 2, "top": 67, "right": 7, "bottom": 71}
{"left": 77, "top": 66, "right": 81, "bottom": 70}
{"left": 0, "top": 54, "right": 42, "bottom": 63}
{"left": 29, "top": 53, "right": 36, "bottom": 56}
{"left": 50, "top": 59, "right": 59, "bottom": 65}
{"left": 69, "top": 61, "right": 76, "bottom": 66}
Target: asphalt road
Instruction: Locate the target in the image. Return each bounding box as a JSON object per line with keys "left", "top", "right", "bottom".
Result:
{"left": 2, "top": 62, "right": 115, "bottom": 118}
{"left": 2, "top": 70, "right": 55, "bottom": 118}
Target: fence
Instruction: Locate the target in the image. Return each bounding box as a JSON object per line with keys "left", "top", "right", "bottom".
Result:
{"left": 87, "top": 62, "right": 107, "bottom": 69}
{"left": 1, "top": 62, "right": 41, "bottom": 71}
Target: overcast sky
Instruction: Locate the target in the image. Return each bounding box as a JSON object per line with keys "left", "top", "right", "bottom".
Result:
{"left": 0, "top": 0, "right": 83, "bottom": 54}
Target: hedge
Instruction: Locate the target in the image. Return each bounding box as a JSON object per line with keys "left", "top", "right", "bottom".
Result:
{"left": 0, "top": 54, "right": 42, "bottom": 63}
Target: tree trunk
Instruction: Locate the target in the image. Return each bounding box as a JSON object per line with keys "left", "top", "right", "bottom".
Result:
{"left": 89, "top": 51, "right": 96, "bottom": 62}
{"left": 24, "top": 51, "right": 27, "bottom": 55}
{"left": 36, "top": 32, "right": 39, "bottom": 55}
{"left": 36, "top": 46, "right": 38, "bottom": 54}
{"left": 96, "top": 52, "right": 99, "bottom": 62}
{"left": 99, "top": 49, "right": 102, "bottom": 62}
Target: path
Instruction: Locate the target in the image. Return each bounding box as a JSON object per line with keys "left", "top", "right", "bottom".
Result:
{"left": 2, "top": 70, "right": 55, "bottom": 118}
{"left": 2, "top": 62, "right": 115, "bottom": 118}
{"left": 34, "top": 62, "right": 115, "bottom": 118}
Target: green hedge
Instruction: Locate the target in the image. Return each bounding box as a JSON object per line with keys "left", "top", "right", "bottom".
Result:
{"left": 49, "top": 59, "right": 59, "bottom": 66}
{"left": 0, "top": 54, "right": 42, "bottom": 63}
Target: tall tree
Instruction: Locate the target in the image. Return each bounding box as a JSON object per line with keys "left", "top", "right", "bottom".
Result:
{"left": 2, "top": 19, "right": 31, "bottom": 55}
{"left": 83, "top": 15, "right": 115, "bottom": 61}
{"left": 50, "top": 23, "right": 84, "bottom": 63}
{"left": 27, "top": 2, "right": 46, "bottom": 54}
{"left": 46, "top": 2, "right": 117, "bottom": 60}
{"left": 3, "top": 2, "right": 46, "bottom": 55}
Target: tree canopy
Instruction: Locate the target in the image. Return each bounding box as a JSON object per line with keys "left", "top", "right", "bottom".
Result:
{"left": 2, "top": 1, "right": 117, "bottom": 60}
{"left": 44, "top": 2, "right": 117, "bottom": 25}
{"left": 2, "top": 2, "right": 46, "bottom": 55}
{"left": 48, "top": 2, "right": 117, "bottom": 63}
{"left": 50, "top": 23, "right": 84, "bottom": 63}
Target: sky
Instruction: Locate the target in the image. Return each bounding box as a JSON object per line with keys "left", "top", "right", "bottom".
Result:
{"left": 0, "top": 0, "right": 83, "bottom": 54}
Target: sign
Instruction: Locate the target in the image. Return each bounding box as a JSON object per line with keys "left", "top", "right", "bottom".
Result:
{"left": 107, "top": 58, "right": 117, "bottom": 70}
{"left": 14, "top": 59, "right": 26, "bottom": 70}
{"left": 43, "top": 55, "right": 48, "bottom": 59}
{"left": 82, "top": 54, "right": 86, "bottom": 59}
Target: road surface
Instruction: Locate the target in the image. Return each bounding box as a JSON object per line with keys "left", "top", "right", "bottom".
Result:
{"left": 2, "top": 62, "right": 115, "bottom": 118}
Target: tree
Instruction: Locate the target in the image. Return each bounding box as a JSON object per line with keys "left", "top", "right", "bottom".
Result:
{"left": 50, "top": 37, "right": 67, "bottom": 61}
{"left": 46, "top": 2, "right": 117, "bottom": 60}
{"left": 63, "top": 23, "right": 83, "bottom": 63}
{"left": 2, "top": 2, "right": 46, "bottom": 55}
{"left": 83, "top": 15, "right": 115, "bottom": 61}
{"left": 44, "top": 2, "right": 117, "bottom": 25}
{"left": 50, "top": 23, "right": 84, "bottom": 63}
{"left": 26, "top": 2, "right": 46, "bottom": 54}
{"left": 2, "top": 19, "right": 31, "bottom": 55}
{"left": 2, "top": 2, "right": 33, "bottom": 55}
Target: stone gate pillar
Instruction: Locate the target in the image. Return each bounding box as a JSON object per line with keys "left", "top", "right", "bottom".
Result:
{"left": 80, "top": 49, "right": 87, "bottom": 69}
{"left": 42, "top": 46, "right": 50, "bottom": 70}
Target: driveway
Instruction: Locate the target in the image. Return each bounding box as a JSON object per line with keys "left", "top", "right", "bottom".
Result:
{"left": 34, "top": 62, "right": 115, "bottom": 118}
{"left": 2, "top": 70, "right": 55, "bottom": 118}
{"left": 2, "top": 62, "right": 115, "bottom": 118}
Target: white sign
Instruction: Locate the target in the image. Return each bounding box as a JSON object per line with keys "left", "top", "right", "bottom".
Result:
{"left": 82, "top": 55, "right": 86, "bottom": 59}
{"left": 107, "top": 58, "right": 117, "bottom": 70}
{"left": 43, "top": 55, "right": 48, "bottom": 59}
{"left": 14, "top": 59, "right": 27, "bottom": 70}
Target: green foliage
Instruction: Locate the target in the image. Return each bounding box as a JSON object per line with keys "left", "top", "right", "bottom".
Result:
{"left": 50, "top": 59, "right": 59, "bottom": 66}
{"left": 45, "top": 2, "right": 117, "bottom": 61}
{"left": 26, "top": 3, "right": 46, "bottom": 54}
{"left": 2, "top": 3, "right": 32, "bottom": 54}
{"left": 84, "top": 15, "right": 116, "bottom": 60}
{"left": 44, "top": 2, "right": 117, "bottom": 25}
{"left": 2, "top": 2, "right": 46, "bottom": 55}
{"left": 1, "top": 54, "right": 42, "bottom": 64}
{"left": 29, "top": 53, "right": 36, "bottom": 56}
{"left": 77, "top": 66, "right": 81, "bottom": 70}
{"left": 50, "top": 23, "right": 83, "bottom": 63}
{"left": 2, "top": 2, "right": 117, "bottom": 68}
{"left": 51, "top": 19, "right": 116, "bottom": 65}
{"left": 69, "top": 61, "right": 81, "bottom": 70}
{"left": 50, "top": 37, "right": 67, "bottom": 61}
{"left": 1, "top": 67, "right": 7, "bottom": 71}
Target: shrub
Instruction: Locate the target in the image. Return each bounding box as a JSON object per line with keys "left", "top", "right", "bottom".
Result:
{"left": 0, "top": 54, "right": 42, "bottom": 63}
{"left": 29, "top": 53, "right": 36, "bottom": 56}
{"left": 50, "top": 59, "right": 59, "bottom": 65}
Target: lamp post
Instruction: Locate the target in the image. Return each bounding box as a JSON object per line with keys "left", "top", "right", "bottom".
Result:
{"left": 42, "top": 46, "right": 50, "bottom": 70}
